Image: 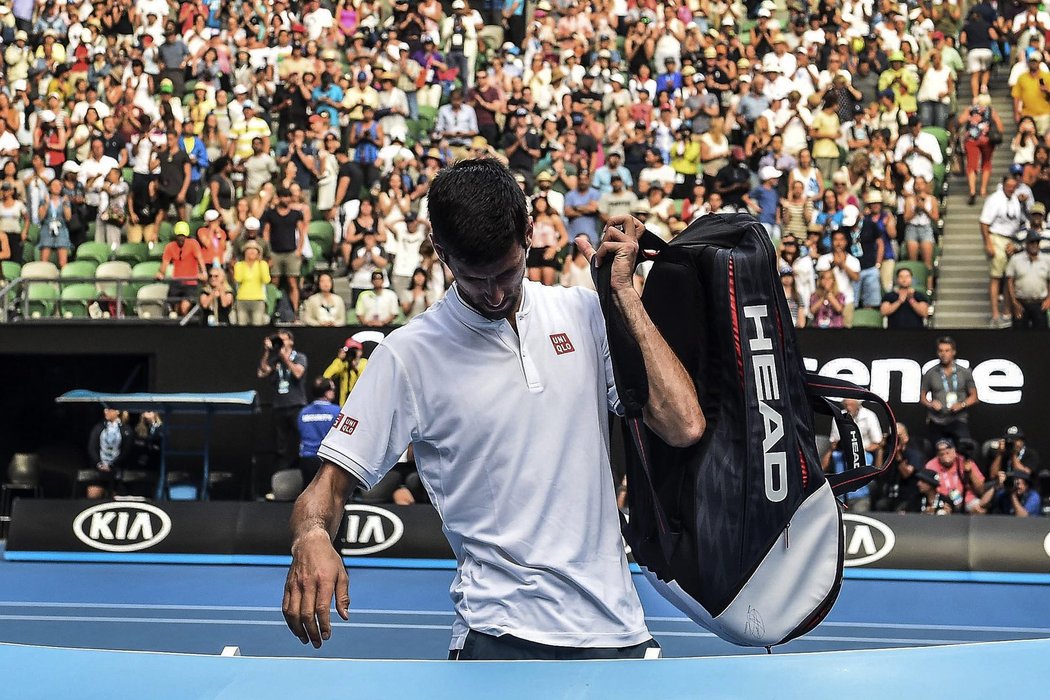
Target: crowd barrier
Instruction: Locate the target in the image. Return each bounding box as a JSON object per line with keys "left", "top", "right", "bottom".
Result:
{"left": 7, "top": 500, "right": 1050, "bottom": 575}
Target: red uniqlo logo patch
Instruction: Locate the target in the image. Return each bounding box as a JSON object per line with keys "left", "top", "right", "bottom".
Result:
{"left": 550, "top": 333, "right": 575, "bottom": 355}
{"left": 338, "top": 415, "right": 359, "bottom": 435}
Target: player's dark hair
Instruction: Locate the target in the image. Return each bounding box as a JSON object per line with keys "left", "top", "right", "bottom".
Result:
{"left": 936, "top": 335, "right": 956, "bottom": 351}
{"left": 427, "top": 158, "right": 529, "bottom": 266}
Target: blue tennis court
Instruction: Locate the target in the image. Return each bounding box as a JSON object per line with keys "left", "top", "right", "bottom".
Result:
{"left": 2, "top": 555, "right": 1049, "bottom": 660}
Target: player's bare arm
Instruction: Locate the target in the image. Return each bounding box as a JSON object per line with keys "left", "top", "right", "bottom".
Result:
{"left": 578, "top": 214, "right": 706, "bottom": 448}
{"left": 283, "top": 463, "right": 358, "bottom": 648}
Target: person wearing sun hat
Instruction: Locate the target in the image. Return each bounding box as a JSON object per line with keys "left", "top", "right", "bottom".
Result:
{"left": 878, "top": 49, "right": 919, "bottom": 113}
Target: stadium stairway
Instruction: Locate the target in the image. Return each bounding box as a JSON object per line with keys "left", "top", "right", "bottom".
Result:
{"left": 933, "top": 73, "right": 1015, "bottom": 329}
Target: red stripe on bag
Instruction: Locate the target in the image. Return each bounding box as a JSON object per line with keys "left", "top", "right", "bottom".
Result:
{"left": 728, "top": 257, "right": 744, "bottom": 384}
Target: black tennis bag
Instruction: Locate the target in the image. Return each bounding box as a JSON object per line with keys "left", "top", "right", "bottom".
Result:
{"left": 595, "top": 213, "right": 897, "bottom": 647}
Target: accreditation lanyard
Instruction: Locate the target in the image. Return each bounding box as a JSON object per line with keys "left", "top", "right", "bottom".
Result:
{"left": 276, "top": 351, "right": 297, "bottom": 395}
{"left": 941, "top": 366, "right": 959, "bottom": 407}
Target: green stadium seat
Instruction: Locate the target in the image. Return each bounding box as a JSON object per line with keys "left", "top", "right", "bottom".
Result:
{"left": 129, "top": 261, "right": 163, "bottom": 298}
{"left": 60, "top": 259, "right": 98, "bottom": 280}
{"left": 158, "top": 221, "right": 174, "bottom": 242}
{"left": 135, "top": 283, "right": 170, "bottom": 319}
{"left": 25, "top": 224, "right": 40, "bottom": 246}
{"left": 850, "top": 308, "right": 885, "bottom": 329}
{"left": 25, "top": 284, "right": 58, "bottom": 318}
{"left": 75, "top": 242, "right": 110, "bottom": 265}
{"left": 94, "top": 261, "right": 134, "bottom": 300}
{"left": 346, "top": 308, "right": 358, "bottom": 325}
{"left": 1, "top": 260, "right": 21, "bottom": 281}
{"left": 147, "top": 242, "right": 166, "bottom": 260}
{"left": 115, "top": 242, "right": 149, "bottom": 266}
{"left": 59, "top": 283, "right": 98, "bottom": 318}
{"left": 895, "top": 260, "right": 930, "bottom": 294}
{"left": 122, "top": 167, "right": 134, "bottom": 184}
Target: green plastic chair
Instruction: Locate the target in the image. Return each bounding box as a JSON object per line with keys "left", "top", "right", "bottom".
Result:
{"left": 25, "top": 223, "right": 40, "bottom": 246}
{"left": 129, "top": 261, "right": 163, "bottom": 298}
{"left": 115, "top": 242, "right": 149, "bottom": 266}
{"left": 895, "top": 260, "right": 930, "bottom": 294}
{"left": 307, "top": 221, "right": 335, "bottom": 262}
{"left": 346, "top": 308, "right": 359, "bottom": 325}
{"left": 94, "top": 260, "right": 133, "bottom": 300}
{"left": 158, "top": 221, "right": 174, "bottom": 242}
{"left": 850, "top": 308, "right": 885, "bottom": 329}
{"left": 75, "top": 241, "right": 111, "bottom": 265}
{"left": 135, "top": 283, "right": 170, "bottom": 319}
{"left": 59, "top": 283, "right": 98, "bottom": 318}
{"left": 60, "top": 259, "right": 98, "bottom": 282}
{"left": 1, "top": 260, "right": 21, "bottom": 281}
{"left": 25, "top": 284, "right": 58, "bottom": 318}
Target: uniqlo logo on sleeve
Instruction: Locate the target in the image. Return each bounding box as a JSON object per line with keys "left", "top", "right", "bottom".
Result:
{"left": 550, "top": 333, "right": 575, "bottom": 355}
{"left": 337, "top": 415, "right": 359, "bottom": 435}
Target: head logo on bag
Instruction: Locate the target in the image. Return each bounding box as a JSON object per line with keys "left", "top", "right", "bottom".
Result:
{"left": 842, "top": 514, "right": 896, "bottom": 567}
{"left": 744, "top": 304, "right": 787, "bottom": 503}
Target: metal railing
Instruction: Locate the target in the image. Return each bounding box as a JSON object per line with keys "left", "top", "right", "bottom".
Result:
{"left": 0, "top": 276, "right": 200, "bottom": 323}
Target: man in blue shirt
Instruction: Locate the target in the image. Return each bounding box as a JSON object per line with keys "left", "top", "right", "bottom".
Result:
{"left": 655, "top": 57, "right": 682, "bottom": 96}
{"left": 298, "top": 377, "right": 342, "bottom": 484}
{"left": 563, "top": 170, "right": 602, "bottom": 246}
{"left": 311, "top": 72, "right": 344, "bottom": 129}
{"left": 746, "top": 165, "right": 782, "bottom": 240}
{"left": 593, "top": 149, "right": 633, "bottom": 193}
{"left": 993, "top": 471, "right": 1042, "bottom": 516}
{"left": 178, "top": 119, "right": 210, "bottom": 209}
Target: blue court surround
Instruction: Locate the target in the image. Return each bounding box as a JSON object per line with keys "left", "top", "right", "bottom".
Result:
{"left": 1, "top": 553, "right": 1049, "bottom": 697}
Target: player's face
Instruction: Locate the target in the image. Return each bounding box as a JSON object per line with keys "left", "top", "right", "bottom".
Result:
{"left": 446, "top": 243, "right": 528, "bottom": 321}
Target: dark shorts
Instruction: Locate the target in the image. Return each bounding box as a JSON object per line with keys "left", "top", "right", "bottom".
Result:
{"left": 449, "top": 630, "right": 661, "bottom": 661}
{"left": 526, "top": 247, "right": 558, "bottom": 269}
{"left": 169, "top": 283, "right": 199, "bottom": 302}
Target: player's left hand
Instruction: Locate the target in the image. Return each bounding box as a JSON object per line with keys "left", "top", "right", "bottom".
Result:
{"left": 576, "top": 214, "right": 644, "bottom": 292}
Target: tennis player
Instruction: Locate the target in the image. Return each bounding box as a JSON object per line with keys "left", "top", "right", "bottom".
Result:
{"left": 282, "top": 158, "right": 704, "bottom": 660}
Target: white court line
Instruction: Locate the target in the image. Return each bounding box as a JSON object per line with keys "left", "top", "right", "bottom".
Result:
{"left": 1, "top": 602, "right": 1048, "bottom": 636}
{"left": 0, "top": 614, "right": 1010, "bottom": 645}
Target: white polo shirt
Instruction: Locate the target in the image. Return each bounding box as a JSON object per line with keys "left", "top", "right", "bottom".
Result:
{"left": 317, "top": 280, "right": 649, "bottom": 651}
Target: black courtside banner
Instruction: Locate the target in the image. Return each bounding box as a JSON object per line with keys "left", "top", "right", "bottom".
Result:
{"left": 6, "top": 500, "right": 1050, "bottom": 573}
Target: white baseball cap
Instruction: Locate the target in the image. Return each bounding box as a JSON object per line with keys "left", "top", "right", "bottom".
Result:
{"left": 758, "top": 165, "right": 782, "bottom": 181}
{"left": 233, "top": 85, "right": 248, "bottom": 95}
{"left": 204, "top": 209, "right": 220, "bottom": 222}
{"left": 11, "top": 79, "right": 26, "bottom": 93}
{"left": 245, "top": 217, "right": 261, "bottom": 230}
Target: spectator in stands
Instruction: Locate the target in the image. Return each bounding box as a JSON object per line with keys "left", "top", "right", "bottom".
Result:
{"left": 86, "top": 406, "right": 132, "bottom": 500}
{"left": 155, "top": 130, "right": 191, "bottom": 226}
{"left": 960, "top": 95, "right": 1003, "bottom": 205}
{"left": 196, "top": 211, "right": 228, "bottom": 269}
{"left": 713, "top": 147, "right": 752, "bottom": 212}
{"left": 877, "top": 423, "right": 925, "bottom": 512}
{"left": 302, "top": 272, "right": 347, "bottom": 328}
{"left": 983, "top": 470, "right": 1042, "bottom": 516}
{"left": 902, "top": 175, "right": 940, "bottom": 271}
{"left": 881, "top": 267, "right": 931, "bottom": 329}
{"left": 980, "top": 175, "right": 1026, "bottom": 328}
{"left": 37, "top": 177, "right": 73, "bottom": 268}
{"left": 401, "top": 267, "right": 431, "bottom": 320}
{"left": 527, "top": 195, "right": 569, "bottom": 286}
{"left": 261, "top": 187, "right": 306, "bottom": 320}
{"left": 564, "top": 170, "right": 601, "bottom": 247}
{"left": 297, "top": 378, "right": 341, "bottom": 487}
{"left": 926, "top": 438, "right": 986, "bottom": 514}
{"left": 323, "top": 338, "right": 367, "bottom": 406}
{"left": 748, "top": 166, "right": 782, "bottom": 241}
{"left": 198, "top": 267, "right": 234, "bottom": 327}
{"left": 779, "top": 266, "right": 806, "bottom": 329}
{"left": 157, "top": 222, "right": 205, "bottom": 317}
{"left": 233, "top": 239, "right": 271, "bottom": 326}
{"left": 356, "top": 270, "right": 400, "bottom": 327}
{"left": 960, "top": 7, "right": 997, "bottom": 99}
{"left": 989, "top": 426, "right": 1041, "bottom": 485}
{"left": 920, "top": 336, "right": 979, "bottom": 446}
{"left": 1005, "top": 231, "right": 1050, "bottom": 329}
{"left": 257, "top": 330, "right": 308, "bottom": 476}
{"left": 0, "top": 183, "right": 29, "bottom": 265}
{"left": 916, "top": 48, "right": 955, "bottom": 129}
{"left": 816, "top": 229, "right": 860, "bottom": 326}
{"left": 808, "top": 268, "right": 846, "bottom": 329}
{"left": 898, "top": 468, "right": 952, "bottom": 515}
{"left": 1012, "top": 47, "right": 1050, "bottom": 135}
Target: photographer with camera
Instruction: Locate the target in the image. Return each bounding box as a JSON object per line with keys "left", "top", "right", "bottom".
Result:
{"left": 983, "top": 470, "right": 1042, "bottom": 516}
{"left": 989, "top": 425, "right": 1040, "bottom": 482}
{"left": 924, "top": 438, "right": 987, "bottom": 514}
{"left": 322, "top": 337, "right": 367, "bottom": 406}
{"left": 258, "top": 330, "right": 308, "bottom": 475}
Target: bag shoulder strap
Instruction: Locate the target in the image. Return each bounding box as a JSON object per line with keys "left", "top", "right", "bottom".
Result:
{"left": 805, "top": 372, "right": 898, "bottom": 498}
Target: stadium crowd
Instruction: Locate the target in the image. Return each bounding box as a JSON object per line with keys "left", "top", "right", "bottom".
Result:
{"left": 0, "top": 0, "right": 1047, "bottom": 330}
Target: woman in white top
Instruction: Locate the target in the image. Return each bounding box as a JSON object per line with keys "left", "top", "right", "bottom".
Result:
{"left": 526, "top": 195, "right": 569, "bottom": 286}
{"left": 1012, "top": 116, "right": 1039, "bottom": 165}
{"left": 301, "top": 272, "right": 347, "bottom": 327}
{"left": 789, "top": 148, "right": 824, "bottom": 201}
{"left": 0, "top": 182, "right": 29, "bottom": 265}
{"left": 699, "top": 116, "right": 730, "bottom": 180}
{"left": 916, "top": 50, "right": 955, "bottom": 129}
{"left": 560, "top": 245, "right": 596, "bottom": 291}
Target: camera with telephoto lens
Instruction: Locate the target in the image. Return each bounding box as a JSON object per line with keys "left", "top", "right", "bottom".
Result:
{"left": 268, "top": 334, "right": 284, "bottom": 352}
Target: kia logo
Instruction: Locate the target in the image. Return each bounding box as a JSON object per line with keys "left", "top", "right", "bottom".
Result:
{"left": 841, "top": 514, "right": 895, "bottom": 567}
{"left": 338, "top": 505, "right": 404, "bottom": 556}
{"left": 72, "top": 502, "right": 172, "bottom": 553}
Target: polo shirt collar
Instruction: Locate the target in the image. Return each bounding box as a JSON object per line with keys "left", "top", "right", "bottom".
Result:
{"left": 447, "top": 279, "right": 532, "bottom": 329}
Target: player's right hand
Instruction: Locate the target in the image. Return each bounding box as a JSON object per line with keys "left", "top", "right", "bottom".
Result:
{"left": 283, "top": 530, "right": 350, "bottom": 648}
